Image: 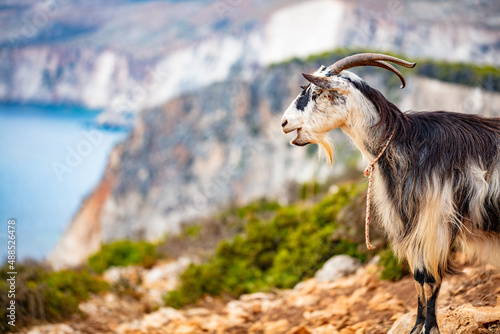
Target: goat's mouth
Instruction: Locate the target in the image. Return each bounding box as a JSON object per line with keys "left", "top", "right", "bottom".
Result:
{"left": 283, "top": 126, "right": 299, "bottom": 134}
{"left": 291, "top": 128, "right": 310, "bottom": 146}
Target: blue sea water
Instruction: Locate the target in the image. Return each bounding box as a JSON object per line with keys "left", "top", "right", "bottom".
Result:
{"left": 0, "top": 104, "right": 128, "bottom": 262}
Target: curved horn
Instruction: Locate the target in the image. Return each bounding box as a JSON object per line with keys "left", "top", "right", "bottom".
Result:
{"left": 372, "top": 60, "right": 406, "bottom": 89}
{"left": 328, "top": 53, "right": 416, "bottom": 89}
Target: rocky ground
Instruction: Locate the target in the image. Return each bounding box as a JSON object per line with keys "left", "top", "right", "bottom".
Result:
{"left": 20, "top": 256, "right": 500, "bottom": 334}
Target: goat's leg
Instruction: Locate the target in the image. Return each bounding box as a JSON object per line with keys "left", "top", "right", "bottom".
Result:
{"left": 422, "top": 272, "right": 441, "bottom": 334}
{"left": 410, "top": 269, "right": 441, "bottom": 334}
{"left": 410, "top": 270, "right": 427, "bottom": 334}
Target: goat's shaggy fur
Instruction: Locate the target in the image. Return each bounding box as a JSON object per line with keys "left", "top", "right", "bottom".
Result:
{"left": 354, "top": 79, "right": 500, "bottom": 279}
{"left": 281, "top": 63, "right": 500, "bottom": 334}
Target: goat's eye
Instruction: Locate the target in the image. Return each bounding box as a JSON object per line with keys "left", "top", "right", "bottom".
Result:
{"left": 315, "top": 90, "right": 322, "bottom": 96}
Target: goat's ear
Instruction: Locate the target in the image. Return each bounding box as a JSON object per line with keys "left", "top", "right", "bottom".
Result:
{"left": 302, "top": 73, "right": 349, "bottom": 93}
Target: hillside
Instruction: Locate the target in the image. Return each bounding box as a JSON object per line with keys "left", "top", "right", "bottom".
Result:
{"left": 21, "top": 261, "right": 500, "bottom": 334}
{"left": 10, "top": 179, "right": 500, "bottom": 334}
{"left": 16, "top": 183, "right": 500, "bottom": 333}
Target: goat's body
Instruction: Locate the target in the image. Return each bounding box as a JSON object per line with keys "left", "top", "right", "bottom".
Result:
{"left": 372, "top": 111, "right": 500, "bottom": 280}
{"left": 281, "top": 57, "right": 500, "bottom": 333}
{"left": 353, "top": 83, "right": 500, "bottom": 333}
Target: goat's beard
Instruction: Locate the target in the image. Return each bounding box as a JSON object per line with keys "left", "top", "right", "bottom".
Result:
{"left": 317, "top": 135, "right": 334, "bottom": 166}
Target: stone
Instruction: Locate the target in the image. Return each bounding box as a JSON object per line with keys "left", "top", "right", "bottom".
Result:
{"left": 240, "top": 292, "right": 275, "bottom": 301}
{"left": 103, "top": 265, "right": 142, "bottom": 285}
{"left": 175, "top": 324, "right": 200, "bottom": 334}
{"left": 287, "top": 325, "right": 312, "bottom": 334}
{"left": 291, "top": 294, "right": 320, "bottom": 308}
{"left": 311, "top": 324, "right": 340, "bottom": 334}
{"left": 185, "top": 307, "right": 211, "bottom": 317}
{"left": 142, "top": 256, "right": 192, "bottom": 289}
{"left": 368, "top": 292, "right": 408, "bottom": 312}
{"left": 314, "top": 255, "right": 362, "bottom": 283}
{"left": 387, "top": 312, "right": 416, "bottom": 334}
{"left": 196, "top": 314, "right": 228, "bottom": 331}
{"left": 294, "top": 279, "right": 317, "bottom": 293}
{"left": 390, "top": 302, "right": 500, "bottom": 334}
{"left": 225, "top": 300, "right": 250, "bottom": 325}
{"left": 27, "top": 324, "right": 74, "bottom": 334}
{"left": 264, "top": 319, "right": 290, "bottom": 334}
{"left": 303, "top": 302, "right": 348, "bottom": 323}
{"left": 439, "top": 303, "right": 500, "bottom": 333}
{"left": 115, "top": 307, "right": 186, "bottom": 333}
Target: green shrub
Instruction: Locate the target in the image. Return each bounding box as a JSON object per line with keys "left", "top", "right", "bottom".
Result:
{"left": 415, "top": 60, "right": 500, "bottom": 92}
{"left": 164, "top": 183, "right": 370, "bottom": 308}
{"left": 271, "top": 47, "right": 500, "bottom": 92}
{"left": 184, "top": 224, "right": 202, "bottom": 238}
{"left": 88, "top": 240, "right": 158, "bottom": 274}
{"left": 234, "top": 199, "right": 281, "bottom": 220}
{"left": 0, "top": 262, "right": 108, "bottom": 332}
{"left": 378, "top": 249, "right": 410, "bottom": 281}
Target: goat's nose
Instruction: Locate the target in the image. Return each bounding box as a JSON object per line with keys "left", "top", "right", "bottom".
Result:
{"left": 281, "top": 120, "right": 288, "bottom": 128}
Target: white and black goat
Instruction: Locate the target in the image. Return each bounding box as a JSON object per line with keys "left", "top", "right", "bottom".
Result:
{"left": 281, "top": 53, "right": 500, "bottom": 334}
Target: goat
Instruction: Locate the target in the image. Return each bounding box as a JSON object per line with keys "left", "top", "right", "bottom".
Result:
{"left": 280, "top": 53, "right": 500, "bottom": 334}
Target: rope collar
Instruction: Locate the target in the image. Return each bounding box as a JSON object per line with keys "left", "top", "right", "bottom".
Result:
{"left": 364, "top": 132, "right": 394, "bottom": 250}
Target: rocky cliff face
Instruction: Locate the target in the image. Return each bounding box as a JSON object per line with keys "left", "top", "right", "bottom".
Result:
{"left": 98, "top": 65, "right": 336, "bottom": 242}
{"left": 49, "top": 61, "right": 340, "bottom": 269}
{"left": 2, "top": 0, "right": 499, "bottom": 111}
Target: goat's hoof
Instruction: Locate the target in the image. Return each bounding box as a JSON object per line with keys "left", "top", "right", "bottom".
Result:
{"left": 409, "top": 323, "right": 424, "bottom": 334}
{"left": 425, "top": 327, "right": 440, "bottom": 334}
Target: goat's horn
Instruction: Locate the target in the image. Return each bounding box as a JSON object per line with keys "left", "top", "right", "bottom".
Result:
{"left": 328, "top": 53, "right": 416, "bottom": 89}
{"left": 372, "top": 60, "right": 407, "bottom": 89}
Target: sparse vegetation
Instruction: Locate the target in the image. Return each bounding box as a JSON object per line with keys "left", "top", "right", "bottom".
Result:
{"left": 184, "top": 223, "right": 202, "bottom": 238}
{"left": 0, "top": 262, "right": 108, "bottom": 332}
{"left": 164, "top": 183, "right": 399, "bottom": 309}
{"left": 0, "top": 181, "right": 412, "bottom": 332}
{"left": 88, "top": 240, "right": 158, "bottom": 274}
{"left": 378, "top": 249, "right": 410, "bottom": 282}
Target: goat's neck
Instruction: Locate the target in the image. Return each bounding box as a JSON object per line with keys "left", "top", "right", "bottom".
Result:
{"left": 340, "top": 102, "right": 387, "bottom": 162}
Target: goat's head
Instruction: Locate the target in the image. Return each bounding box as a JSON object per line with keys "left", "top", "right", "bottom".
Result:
{"left": 281, "top": 53, "right": 416, "bottom": 164}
